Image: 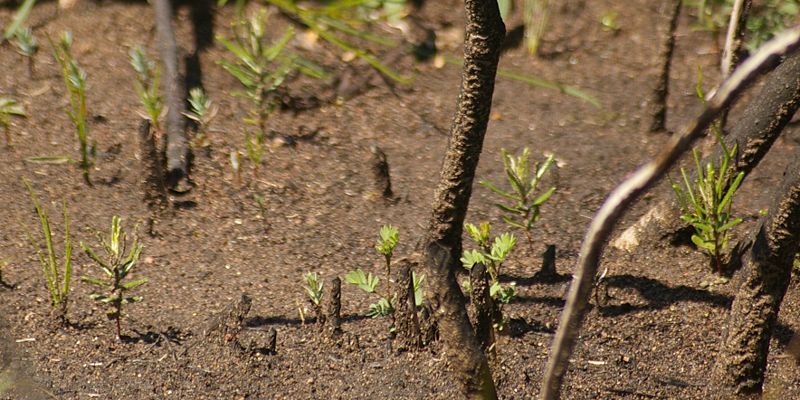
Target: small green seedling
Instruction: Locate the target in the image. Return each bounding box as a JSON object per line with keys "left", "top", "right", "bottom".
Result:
{"left": 217, "top": 8, "right": 295, "bottom": 168}
{"left": 129, "top": 46, "right": 164, "bottom": 133}
{"left": 348, "top": 225, "right": 424, "bottom": 318}
{"left": 600, "top": 10, "right": 621, "bottom": 32}
{"left": 672, "top": 141, "right": 744, "bottom": 275}
{"left": 523, "top": 0, "right": 549, "bottom": 56}
{"left": 14, "top": 27, "right": 38, "bottom": 77}
{"left": 184, "top": 87, "right": 217, "bottom": 147}
{"left": 481, "top": 148, "right": 555, "bottom": 247}
{"left": 303, "top": 271, "right": 324, "bottom": 320}
{"left": 22, "top": 179, "right": 73, "bottom": 323}
{"left": 345, "top": 268, "right": 392, "bottom": 317}
{"left": 81, "top": 216, "right": 146, "bottom": 340}
{"left": 462, "top": 222, "right": 517, "bottom": 330}
{"left": 412, "top": 270, "right": 424, "bottom": 307}
{"left": 0, "top": 98, "right": 26, "bottom": 147}
{"left": 245, "top": 131, "right": 266, "bottom": 169}
{"left": 51, "top": 32, "right": 95, "bottom": 186}
{"left": 375, "top": 224, "right": 398, "bottom": 301}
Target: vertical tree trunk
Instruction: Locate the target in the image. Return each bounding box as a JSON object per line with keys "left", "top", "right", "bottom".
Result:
{"left": 395, "top": 261, "right": 422, "bottom": 350}
{"left": 647, "top": 0, "right": 681, "bottom": 133}
{"left": 710, "top": 154, "right": 800, "bottom": 395}
{"left": 469, "top": 262, "right": 494, "bottom": 354}
{"left": 152, "top": 0, "right": 191, "bottom": 192}
{"left": 324, "top": 277, "right": 342, "bottom": 337}
{"left": 420, "top": 0, "right": 504, "bottom": 397}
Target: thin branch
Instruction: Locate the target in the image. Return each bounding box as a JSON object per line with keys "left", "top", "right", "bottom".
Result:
{"left": 721, "top": 0, "right": 752, "bottom": 78}
{"left": 539, "top": 26, "right": 800, "bottom": 400}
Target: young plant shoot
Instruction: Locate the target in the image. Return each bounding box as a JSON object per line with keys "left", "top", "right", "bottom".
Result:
{"left": 81, "top": 216, "right": 147, "bottom": 340}
{"left": 671, "top": 139, "right": 744, "bottom": 275}
{"left": 346, "top": 268, "right": 391, "bottom": 317}
{"left": 480, "top": 147, "right": 556, "bottom": 248}
{"left": 462, "top": 222, "right": 517, "bottom": 330}
{"left": 14, "top": 27, "right": 38, "bottom": 77}
{"left": 0, "top": 98, "right": 26, "bottom": 147}
{"left": 129, "top": 46, "right": 164, "bottom": 133}
{"left": 23, "top": 179, "right": 73, "bottom": 323}
{"left": 303, "top": 271, "right": 324, "bottom": 320}
{"left": 184, "top": 87, "right": 217, "bottom": 147}
{"left": 217, "top": 8, "right": 295, "bottom": 169}
{"left": 51, "top": 32, "right": 94, "bottom": 185}
{"left": 375, "top": 224, "right": 398, "bottom": 302}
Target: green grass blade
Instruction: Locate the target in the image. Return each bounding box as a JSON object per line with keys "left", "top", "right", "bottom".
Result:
{"left": 3, "top": 0, "right": 37, "bottom": 40}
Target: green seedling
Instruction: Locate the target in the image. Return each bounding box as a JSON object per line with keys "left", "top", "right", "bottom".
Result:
{"left": 0, "top": 98, "right": 26, "bottom": 147}
{"left": 345, "top": 268, "right": 392, "bottom": 317}
{"left": 184, "top": 87, "right": 217, "bottom": 147}
{"left": 348, "top": 225, "right": 423, "bottom": 319}
{"left": 462, "top": 222, "right": 517, "bottom": 329}
{"left": 412, "top": 270, "right": 424, "bottom": 307}
{"left": 600, "top": 11, "right": 621, "bottom": 32}
{"left": 2, "top": 0, "right": 35, "bottom": 41}
{"left": 51, "top": 32, "right": 95, "bottom": 186}
{"left": 129, "top": 46, "right": 164, "bottom": 133}
{"left": 671, "top": 139, "right": 744, "bottom": 275}
{"left": 375, "top": 224, "right": 398, "bottom": 302}
{"left": 14, "top": 27, "right": 38, "bottom": 77}
{"left": 81, "top": 216, "right": 146, "bottom": 340}
{"left": 217, "top": 8, "right": 296, "bottom": 168}
{"left": 22, "top": 179, "right": 73, "bottom": 324}
{"left": 524, "top": 0, "right": 549, "bottom": 56}
{"left": 480, "top": 148, "right": 556, "bottom": 248}
{"left": 245, "top": 131, "right": 266, "bottom": 169}
{"left": 303, "top": 271, "right": 324, "bottom": 320}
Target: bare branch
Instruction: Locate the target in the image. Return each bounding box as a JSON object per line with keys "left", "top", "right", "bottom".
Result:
{"left": 539, "top": 26, "right": 800, "bottom": 400}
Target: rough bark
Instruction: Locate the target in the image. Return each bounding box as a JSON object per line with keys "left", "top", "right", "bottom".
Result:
{"left": 647, "top": 0, "right": 681, "bottom": 133}
{"left": 540, "top": 29, "right": 800, "bottom": 400}
{"left": 395, "top": 261, "right": 421, "bottom": 350}
{"left": 138, "top": 119, "right": 167, "bottom": 236}
{"left": 710, "top": 154, "right": 800, "bottom": 395}
{"left": 203, "top": 294, "right": 252, "bottom": 346}
{"left": 152, "top": 0, "right": 191, "bottom": 192}
{"left": 324, "top": 277, "right": 342, "bottom": 337}
{"left": 469, "top": 263, "right": 494, "bottom": 354}
{"left": 613, "top": 49, "right": 800, "bottom": 252}
{"left": 535, "top": 244, "right": 557, "bottom": 281}
{"left": 369, "top": 145, "right": 394, "bottom": 200}
{"left": 419, "top": 0, "right": 504, "bottom": 397}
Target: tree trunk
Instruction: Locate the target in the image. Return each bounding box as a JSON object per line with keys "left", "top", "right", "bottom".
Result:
{"left": 469, "top": 262, "right": 494, "bottom": 354}
{"left": 647, "top": 0, "right": 681, "bottom": 133}
{"left": 613, "top": 49, "right": 800, "bottom": 252}
{"left": 420, "top": 0, "right": 504, "bottom": 396}
{"left": 152, "top": 0, "right": 191, "bottom": 192}
{"left": 395, "top": 261, "right": 422, "bottom": 350}
{"left": 710, "top": 154, "right": 800, "bottom": 396}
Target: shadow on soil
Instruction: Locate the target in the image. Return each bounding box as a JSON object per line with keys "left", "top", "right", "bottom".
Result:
{"left": 597, "top": 274, "right": 733, "bottom": 317}
{"left": 246, "top": 313, "right": 370, "bottom": 328}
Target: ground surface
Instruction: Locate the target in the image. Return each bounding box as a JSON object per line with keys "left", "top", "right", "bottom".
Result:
{"left": 1, "top": 1, "right": 800, "bottom": 399}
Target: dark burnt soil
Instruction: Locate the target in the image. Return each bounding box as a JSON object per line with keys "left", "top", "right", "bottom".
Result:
{"left": 2, "top": 1, "right": 800, "bottom": 399}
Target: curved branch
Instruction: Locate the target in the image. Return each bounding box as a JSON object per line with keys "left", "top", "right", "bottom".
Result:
{"left": 539, "top": 27, "right": 800, "bottom": 400}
